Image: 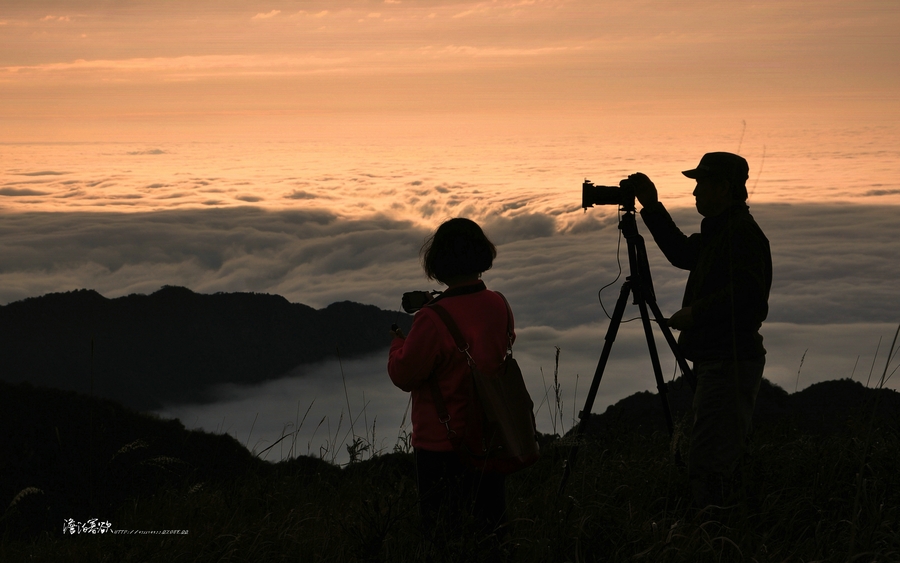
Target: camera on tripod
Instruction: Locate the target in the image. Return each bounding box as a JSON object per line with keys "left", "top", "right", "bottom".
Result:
{"left": 582, "top": 179, "right": 636, "bottom": 212}
{"left": 558, "top": 174, "right": 697, "bottom": 498}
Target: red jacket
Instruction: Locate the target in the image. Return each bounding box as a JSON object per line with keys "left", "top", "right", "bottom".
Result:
{"left": 388, "top": 281, "right": 515, "bottom": 451}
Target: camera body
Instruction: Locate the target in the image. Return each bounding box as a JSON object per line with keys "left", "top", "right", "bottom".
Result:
{"left": 582, "top": 179, "right": 636, "bottom": 211}
{"left": 401, "top": 290, "right": 441, "bottom": 313}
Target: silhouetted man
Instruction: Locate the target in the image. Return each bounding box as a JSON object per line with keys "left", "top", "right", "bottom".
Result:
{"left": 629, "top": 152, "right": 772, "bottom": 508}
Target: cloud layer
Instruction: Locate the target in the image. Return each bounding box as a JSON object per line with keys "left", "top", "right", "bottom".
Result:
{"left": 3, "top": 132, "right": 899, "bottom": 219}
{"left": 2, "top": 203, "right": 898, "bottom": 324}
{"left": 5, "top": 202, "right": 898, "bottom": 457}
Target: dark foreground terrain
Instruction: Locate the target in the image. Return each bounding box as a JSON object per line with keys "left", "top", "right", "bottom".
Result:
{"left": 2, "top": 376, "right": 898, "bottom": 562}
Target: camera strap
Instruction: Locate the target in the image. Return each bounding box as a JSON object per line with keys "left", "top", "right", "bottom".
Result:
{"left": 428, "top": 280, "right": 486, "bottom": 306}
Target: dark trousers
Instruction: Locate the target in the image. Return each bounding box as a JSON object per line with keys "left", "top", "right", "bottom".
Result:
{"left": 689, "top": 355, "right": 766, "bottom": 507}
{"left": 414, "top": 448, "right": 506, "bottom": 543}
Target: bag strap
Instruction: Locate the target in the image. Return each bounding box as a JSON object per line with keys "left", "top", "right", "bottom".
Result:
{"left": 429, "top": 304, "right": 473, "bottom": 365}
{"left": 425, "top": 294, "right": 513, "bottom": 442}
{"left": 495, "top": 291, "right": 515, "bottom": 355}
{"left": 427, "top": 303, "right": 478, "bottom": 444}
{"left": 428, "top": 292, "right": 514, "bottom": 364}
{"left": 426, "top": 366, "right": 458, "bottom": 443}
{"left": 423, "top": 304, "right": 463, "bottom": 442}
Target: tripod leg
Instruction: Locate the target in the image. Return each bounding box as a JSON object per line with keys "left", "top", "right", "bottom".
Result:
{"left": 645, "top": 297, "right": 696, "bottom": 391}
{"left": 636, "top": 297, "right": 675, "bottom": 437}
{"left": 557, "top": 279, "right": 632, "bottom": 498}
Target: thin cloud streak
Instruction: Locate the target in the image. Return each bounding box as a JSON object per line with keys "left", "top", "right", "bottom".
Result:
{"left": 1, "top": 44, "right": 583, "bottom": 83}
{"left": 1, "top": 54, "right": 358, "bottom": 77}
{"left": 251, "top": 9, "right": 281, "bottom": 20}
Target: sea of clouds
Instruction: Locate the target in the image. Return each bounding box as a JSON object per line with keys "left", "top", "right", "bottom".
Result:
{"left": 3, "top": 130, "right": 899, "bottom": 461}
{"left": 1, "top": 202, "right": 898, "bottom": 462}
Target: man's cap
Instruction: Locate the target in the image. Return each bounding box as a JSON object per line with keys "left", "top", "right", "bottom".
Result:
{"left": 682, "top": 152, "right": 749, "bottom": 184}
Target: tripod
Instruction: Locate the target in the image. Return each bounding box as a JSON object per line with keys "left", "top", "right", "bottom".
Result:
{"left": 557, "top": 208, "right": 696, "bottom": 497}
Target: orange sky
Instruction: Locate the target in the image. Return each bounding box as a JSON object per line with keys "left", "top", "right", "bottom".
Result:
{"left": 3, "top": 0, "right": 899, "bottom": 142}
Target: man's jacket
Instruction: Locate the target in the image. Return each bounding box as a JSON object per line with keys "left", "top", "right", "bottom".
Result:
{"left": 640, "top": 201, "right": 772, "bottom": 361}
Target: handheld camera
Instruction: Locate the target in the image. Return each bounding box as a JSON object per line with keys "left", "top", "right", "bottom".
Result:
{"left": 401, "top": 290, "right": 441, "bottom": 313}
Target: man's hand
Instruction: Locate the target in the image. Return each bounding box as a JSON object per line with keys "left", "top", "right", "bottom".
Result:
{"left": 390, "top": 324, "right": 405, "bottom": 339}
{"left": 625, "top": 173, "right": 659, "bottom": 209}
{"left": 667, "top": 307, "right": 694, "bottom": 331}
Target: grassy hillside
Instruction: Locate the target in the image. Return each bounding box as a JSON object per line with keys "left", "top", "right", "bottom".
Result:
{"left": 2, "top": 377, "right": 899, "bottom": 562}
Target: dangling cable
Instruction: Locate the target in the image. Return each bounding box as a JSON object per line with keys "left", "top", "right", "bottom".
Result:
{"left": 597, "top": 217, "right": 624, "bottom": 320}
{"left": 598, "top": 207, "right": 642, "bottom": 323}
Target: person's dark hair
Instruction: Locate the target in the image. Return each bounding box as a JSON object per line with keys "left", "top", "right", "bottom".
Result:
{"left": 421, "top": 218, "right": 497, "bottom": 284}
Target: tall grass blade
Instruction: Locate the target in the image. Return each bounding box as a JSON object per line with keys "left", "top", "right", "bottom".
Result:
{"left": 538, "top": 366, "right": 554, "bottom": 435}
{"left": 876, "top": 323, "right": 900, "bottom": 389}
{"left": 337, "top": 346, "right": 357, "bottom": 439}
{"left": 795, "top": 348, "right": 807, "bottom": 393}
{"left": 246, "top": 412, "right": 259, "bottom": 449}
{"left": 866, "top": 337, "right": 882, "bottom": 388}
{"left": 289, "top": 398, "right": 315, "bottom": 459}
{"left": 554, "top": 346, "right": 563, "bottom": 433}
{"left": 572, "top": 373, "right": 580, "bottom": 431}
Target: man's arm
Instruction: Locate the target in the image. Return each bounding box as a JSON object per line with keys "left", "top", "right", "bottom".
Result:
{"left": 629, "top": 172, "right": 700, "bottom": 271}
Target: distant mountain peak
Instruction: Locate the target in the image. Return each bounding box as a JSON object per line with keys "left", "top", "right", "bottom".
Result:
{"left": 153, "top": 284, "right": 197, "bottom": 297}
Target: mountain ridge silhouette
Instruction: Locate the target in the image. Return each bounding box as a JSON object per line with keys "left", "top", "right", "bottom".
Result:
{"left": 581, "top": 376, "right": 900, "bottom": 438}
{"left": 0, "top": 286, "right": 413, "bottom": 411}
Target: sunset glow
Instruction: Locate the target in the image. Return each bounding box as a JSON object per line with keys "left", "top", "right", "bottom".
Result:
{"left": 3, "top": 1, "right": 898, "bottom": 136}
